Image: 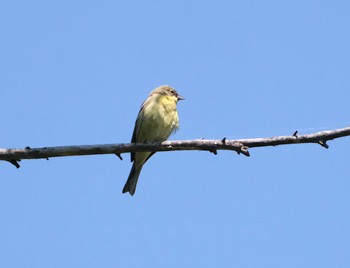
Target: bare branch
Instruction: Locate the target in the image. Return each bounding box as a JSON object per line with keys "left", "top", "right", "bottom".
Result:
{"left": 1, "top": 126, "right": 349, "bottom": 167}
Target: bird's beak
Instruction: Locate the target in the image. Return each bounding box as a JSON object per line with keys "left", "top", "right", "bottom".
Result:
{"left": 177, "top": 94, "right": 185, "bottom": 101}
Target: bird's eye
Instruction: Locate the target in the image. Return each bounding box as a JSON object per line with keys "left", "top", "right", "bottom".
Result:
{"left": 170, "top": 89, "right": 175, "bottom": 95}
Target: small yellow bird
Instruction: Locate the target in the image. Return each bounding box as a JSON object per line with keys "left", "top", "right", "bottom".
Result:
{"left": 122, "top": 85, "right": 184, "bottom": 195}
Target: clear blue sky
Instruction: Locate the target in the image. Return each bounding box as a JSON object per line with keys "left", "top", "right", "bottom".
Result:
{"left": 1, "top": 1, "right": 349, "bottom": 267}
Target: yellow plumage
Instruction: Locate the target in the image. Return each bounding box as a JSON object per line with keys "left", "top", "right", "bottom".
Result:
{"left": 122, "top": 85, "right": 184, "bottom": 195}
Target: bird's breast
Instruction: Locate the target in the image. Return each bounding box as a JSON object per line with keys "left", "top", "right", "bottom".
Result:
{"left": 140, "top": 97, "right": 179, "bottom": 142}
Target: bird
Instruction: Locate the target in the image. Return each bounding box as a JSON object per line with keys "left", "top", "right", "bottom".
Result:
{"left": 122, "top": 85, "right": 184, "bottom": 196}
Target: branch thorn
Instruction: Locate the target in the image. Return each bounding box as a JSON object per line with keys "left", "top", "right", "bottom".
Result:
{"left": 235, "top": 143, "right": 250, "bottom": 157}
{"left": 209, "top": 149, "right": 218, "bottom": 155}
{"left": 115, "top": 153, "right": 123, "bottom": 160}
{"left": 318, "top": 140, "right": 329, "bottom": 149}
{"left": 293, "top": 131, "right": 298, "bottom": 137}
{"left": 240, "top": 146, "right": 250, "bottom": 157}
{"left": 7, "top": 160, "right": 21, "bottom": 168}
{"left": 221, "top": 137, "right": 226, "bottom": 144}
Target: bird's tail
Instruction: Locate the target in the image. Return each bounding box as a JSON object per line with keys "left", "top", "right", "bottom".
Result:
{"left": 122, "top": 163, "right": 142, "bottom": 196}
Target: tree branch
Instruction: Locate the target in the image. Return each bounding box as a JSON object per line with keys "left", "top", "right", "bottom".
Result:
{"left": 1, "top": 126, "right": 349, "bottom": 168}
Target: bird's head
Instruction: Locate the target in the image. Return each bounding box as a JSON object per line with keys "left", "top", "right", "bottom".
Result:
{"left": 151, "top": 85, "right": 185, "bottom": 102}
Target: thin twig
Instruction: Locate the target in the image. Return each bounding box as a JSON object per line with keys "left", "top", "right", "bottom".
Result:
{"left": 0, "top": 126, "right": 349, "bottom": 168}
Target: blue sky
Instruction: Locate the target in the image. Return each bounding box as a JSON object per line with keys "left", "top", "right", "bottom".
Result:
{"left": 1, "top": 1, "right": 349, "bottom": 267}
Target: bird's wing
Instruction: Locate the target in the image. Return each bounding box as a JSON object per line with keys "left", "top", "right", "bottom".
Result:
{"left": 130, "top": 98, "right": 150, "bottom": 162}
